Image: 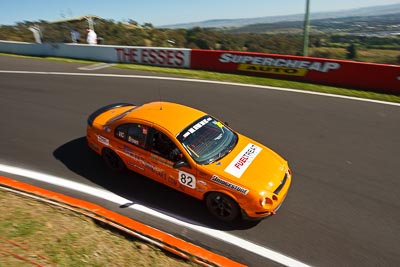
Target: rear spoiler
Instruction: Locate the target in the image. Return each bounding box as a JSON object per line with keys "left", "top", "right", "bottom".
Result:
{"left": 87, "top": 103, "right": 133, "bottom": 127}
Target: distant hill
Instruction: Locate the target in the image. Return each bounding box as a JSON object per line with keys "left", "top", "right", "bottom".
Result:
{"left": 161, "top": 3, "right": 400, "bottom": 29}
{"left": 225, "top": 12, "right": 400, "bottom": 36}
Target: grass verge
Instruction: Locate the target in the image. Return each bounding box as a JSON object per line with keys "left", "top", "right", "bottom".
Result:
{"left": 0, "top": 188, "right": 197, "bottom": 267}
{"left": 1, "top": 53, "right": 400, "bottom": 104}
{"left": 114, "top": 63, "right": 400, "bottom": 104}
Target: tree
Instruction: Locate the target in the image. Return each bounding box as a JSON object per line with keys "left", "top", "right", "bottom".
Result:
{"left": 142, "top": 23, "right": 154, "bottom": 29}
{"left": 128, "top": 19, "right": 138, "bottom": 26}
{"left": 346, "top": 43, "right": 357, "bottom": 60}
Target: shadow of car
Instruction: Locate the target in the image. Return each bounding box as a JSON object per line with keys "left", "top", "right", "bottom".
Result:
{"left": 53, "top": 137, "right": 260, "bottom": 230}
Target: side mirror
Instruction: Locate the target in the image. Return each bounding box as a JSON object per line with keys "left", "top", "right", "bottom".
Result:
{"left": 173, "top": 160, "right": 190, "bottom": 169}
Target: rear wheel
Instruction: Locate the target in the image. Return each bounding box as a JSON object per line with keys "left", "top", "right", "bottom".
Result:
{"left": 102, "top": 148, "right": 125, "bottom": 172}
{"left": 205, "top": 192, "right": 240, "bottom": 222}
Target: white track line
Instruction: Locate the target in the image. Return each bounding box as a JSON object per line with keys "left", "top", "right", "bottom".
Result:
{"left": 1, "top": 69, "right": 396, "bottom": 265}
{"left": 0, "top": 70, "right": 399, "bottom": 107}
{"left": 78, "top": 63, "right": 115, "bottom": 71}
{"left": 0, "top": 163, "right": 311, "bottom": 267}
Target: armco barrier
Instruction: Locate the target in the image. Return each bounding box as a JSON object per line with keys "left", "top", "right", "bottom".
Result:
{"left": 0, "top": 40, "right": 47, "bottom": 56}
{"left": 1, "top": 40, "right": 399, "bottom": 94}
{"left": 190, "top": 49, "right": 400, "bottom": 94}
{"left": 0, "top": 41, "right": 191, "bottom": 68}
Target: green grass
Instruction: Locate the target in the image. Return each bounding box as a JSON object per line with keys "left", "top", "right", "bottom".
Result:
{"left": 2, "top": 52, "right": 400, "bottom": 104}
{"left": 0, "top": 189, "right": 196, "bottom": 267}
{"left": 115, "top": 63, "right": 400, "bottom": 104}
{"left": 310, "top": 47, "right": 400, "bottom": 64}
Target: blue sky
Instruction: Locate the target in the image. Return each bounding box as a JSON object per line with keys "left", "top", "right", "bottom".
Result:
{"left": 1, "top": 0, "right": 400, "bottom": 26}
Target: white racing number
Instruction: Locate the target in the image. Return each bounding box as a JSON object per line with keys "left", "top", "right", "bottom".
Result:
{"left": 179, "top": 171, "right": 196, "bottom": 189}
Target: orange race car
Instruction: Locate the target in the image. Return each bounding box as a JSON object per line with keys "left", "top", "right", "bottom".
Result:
{"left": 87, "top": 102, "right": 291, "bottom": 222}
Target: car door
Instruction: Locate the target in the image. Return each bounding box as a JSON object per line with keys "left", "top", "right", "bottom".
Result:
{"left": 146, "top": 127, "right": 202, "bottom": 198}
{"left": 113, "top": 123, "right": 150, "bottom": 176}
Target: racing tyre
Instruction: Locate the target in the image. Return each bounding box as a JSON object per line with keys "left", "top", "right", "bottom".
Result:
{"left": 102, "top": 148, "right": 125, "bottom": 172}
{"left": 205, "top": 192, "right": 240, "bottom": 222}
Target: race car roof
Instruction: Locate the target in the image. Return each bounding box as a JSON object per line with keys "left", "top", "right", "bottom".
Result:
{"left": 125, "top": 102, "right": 206, "bottom": 136}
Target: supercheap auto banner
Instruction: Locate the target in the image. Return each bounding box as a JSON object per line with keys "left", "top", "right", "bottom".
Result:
{"left": 190, "top": 49, "right": 400, "bottom": 94}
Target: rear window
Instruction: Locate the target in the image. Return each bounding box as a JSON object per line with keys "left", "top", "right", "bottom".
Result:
{"left": 106, "top": 107, "right": 137, "bottom": 125}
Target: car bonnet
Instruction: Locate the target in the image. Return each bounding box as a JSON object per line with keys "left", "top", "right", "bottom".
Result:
{"left": 205, "top": 134, "right": 288, "bottom": 193}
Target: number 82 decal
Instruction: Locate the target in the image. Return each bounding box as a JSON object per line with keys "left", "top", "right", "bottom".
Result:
{"left": 179, "top": 171, "right": 196, "bottom": 189}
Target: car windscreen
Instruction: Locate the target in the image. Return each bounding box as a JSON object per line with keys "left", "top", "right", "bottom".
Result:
{"left": 177, "top": 116, "right": 238, "bottom": 165}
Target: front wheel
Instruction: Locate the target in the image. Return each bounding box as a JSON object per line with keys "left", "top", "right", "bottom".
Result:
{"left": 205, "top": 192, "right": 240, "bottom": 222}
{"left": 102, "top": 148, "right": 125, "bottom": 172}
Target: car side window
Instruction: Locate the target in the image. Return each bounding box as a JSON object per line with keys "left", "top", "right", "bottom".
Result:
{"left": 115, "top": 124, "right": 129, "bottom": 140}
{"left": 115, "top": 123, "right": 149, "bottom": 148}
{"left": 150, "top": 130, "right": 183, "bottom": 162}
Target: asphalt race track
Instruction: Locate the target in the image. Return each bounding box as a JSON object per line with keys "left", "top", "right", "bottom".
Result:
{"left": 1, "top": 55, "right": 399, "bottom": 266}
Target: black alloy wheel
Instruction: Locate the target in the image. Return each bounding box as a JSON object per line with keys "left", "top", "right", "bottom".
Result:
{"left": 205, "top": 192, "right": 240, "bottom": 222}
{"left": 102, "top": 148, "right": 125, "bottom": 172}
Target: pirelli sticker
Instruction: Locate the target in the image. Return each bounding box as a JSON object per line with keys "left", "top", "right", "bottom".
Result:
{"left": 97, "top": 135, "right": 109, "bottom": 146}
{"left": 238, "top": 64, "right": 308, "bottom": 76}
{"left": 225, "top": 143, "right": 262, "bottom": 178}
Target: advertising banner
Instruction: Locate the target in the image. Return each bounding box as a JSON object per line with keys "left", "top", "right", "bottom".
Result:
{"left": 1, "top": 40, "right": 398, "bottom": 93}
{"left": 190, "top": 49, "right": 400, "bottom": 94}
{"left": 0, "top": 41, "right": 191, "bottom": 68}
{"left": 114, "top": 47, "right": 190, "bottom": 68}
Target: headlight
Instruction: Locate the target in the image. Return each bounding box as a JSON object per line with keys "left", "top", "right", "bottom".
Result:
{"left": 260, "top": 197, "right": 273, "bottom": 207}
{"left": 259, "top": 191, "right": 279, "bottom": 208}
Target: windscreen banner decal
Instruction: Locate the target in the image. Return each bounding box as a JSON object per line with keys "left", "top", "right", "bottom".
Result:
{"left": 224, "top": 143, "right": 262, "bottom": 178}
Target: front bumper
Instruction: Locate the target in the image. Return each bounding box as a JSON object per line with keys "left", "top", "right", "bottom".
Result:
{"left": 241, "top": 172, "right": 291, "bottom": 220}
